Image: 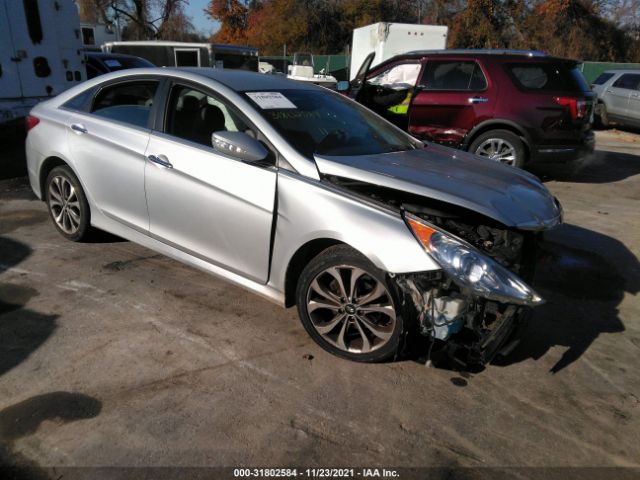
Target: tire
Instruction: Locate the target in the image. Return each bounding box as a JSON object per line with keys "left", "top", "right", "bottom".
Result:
{"left": 596, "top": 103, "right": 609, "bottom": 128}
{"left": 295, "top": 245, "right": 410, "bottom": 362}
{"left": 469, "top": 129, "right": 526, "bottom": 168}
{"left": 45, "top": 165, "right": 92, "bottom": 241}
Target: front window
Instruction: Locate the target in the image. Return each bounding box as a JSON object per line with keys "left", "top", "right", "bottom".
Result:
{"left": 165, "top": 85, "right": 250, "bottom": 147}
{"left": 245, "top": 89, "right": 417, "bottom": 159}
{"left": 368, "top": 63, "right": 421, "bottom": 90}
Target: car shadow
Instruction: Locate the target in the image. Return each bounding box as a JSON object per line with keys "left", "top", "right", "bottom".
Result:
{"left": 0, "top": 237, "right": 58, "bottom": 377}
{"left": 0, "top": 236, "right": 102, "bottom": 474}
{"left": 494, "top": 223, "right": 638, "bottom": 373}
{"left": 0, "top": 392, "right": 102, "bottom": 478}
{"left": 528, "top": 148, "right": 640, "bottom": 184}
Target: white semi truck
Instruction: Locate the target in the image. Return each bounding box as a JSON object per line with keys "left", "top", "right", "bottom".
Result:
{"left": 0, "top": 0, "right": 85, "bottom": 125}
{"left": 349, "top": 22, "right": 448, "bottom": 80}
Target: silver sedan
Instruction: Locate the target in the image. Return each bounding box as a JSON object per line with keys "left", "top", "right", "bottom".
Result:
{"left": 25, "top": 68, "right": 562, "bottom": 365}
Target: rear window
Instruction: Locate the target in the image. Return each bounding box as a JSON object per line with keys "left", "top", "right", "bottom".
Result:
{"left": 612, "top": 73, "right": 640, "bottom": 90}
{"left": 592, "top": 72, "right": 615, "bottom": 85}
{"left": 91, "top": 81, "right": 158, "bottom": 128}
{"left": 506, "top": 62, "right": 589, "bottom": 92}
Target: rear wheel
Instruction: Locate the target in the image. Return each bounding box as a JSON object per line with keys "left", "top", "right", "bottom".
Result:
{"left": 470, "top": 129, "right": 526, "bottom": 168}
{"left": 296, "top": 245, "right": 409, "bottom": 362}
{"left": 45, "top": 165, "right": 92, "bottom": 241}
{"left": 596, "top": 103, "right": 609, "bottom": 128}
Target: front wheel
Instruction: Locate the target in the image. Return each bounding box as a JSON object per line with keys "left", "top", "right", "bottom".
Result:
{"left": 469, "top": 129, "right": 526, "bottom": 168}
{"left": 296, "top": 245, "right": 409, "bottom": 362}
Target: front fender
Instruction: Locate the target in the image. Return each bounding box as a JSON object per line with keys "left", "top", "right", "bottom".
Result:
{"left": 268, "top": 171, "right": 440, "bottom": 293}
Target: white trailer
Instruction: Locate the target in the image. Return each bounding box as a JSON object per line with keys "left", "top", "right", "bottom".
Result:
{"left": 0, "top": 0, "right": 85, "bottom": 124}
{"left": 349, "top": 22, "right": 448, "bottom": 80}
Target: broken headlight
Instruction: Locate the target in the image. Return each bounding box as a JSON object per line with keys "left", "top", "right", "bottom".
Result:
{"left": 405, "top": 214, "right": 544, "bottom": 306}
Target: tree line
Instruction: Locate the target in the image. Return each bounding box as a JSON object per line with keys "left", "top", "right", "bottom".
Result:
{"left": 79, "top": 0, "right": 640, "bottom": 62}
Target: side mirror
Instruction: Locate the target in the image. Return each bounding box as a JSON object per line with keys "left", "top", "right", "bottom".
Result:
{"left": 336, "top": 80, "right": 350, "bottom": 92}
{"left": 212, "top": 131, "right": 269, "bottom": 163}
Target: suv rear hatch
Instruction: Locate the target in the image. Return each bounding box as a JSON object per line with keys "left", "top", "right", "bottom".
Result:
{"left": 504, "top": 58, "right": 595, "bottom": 136}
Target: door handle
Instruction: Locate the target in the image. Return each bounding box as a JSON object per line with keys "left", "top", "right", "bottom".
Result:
{"left": 606, "top": 89, "right": 613, "bottom": 93}
{"left": 147, "top": 154, "right": 173, "bottom": 169}
{"left": 468, "top": 96, "right": 489, "bottom": 104}
{"left": 631, "top": 93, "right": 639, "bottom": 98}
{"left": 70, "top": 123, "right": 88, "bottom": 134}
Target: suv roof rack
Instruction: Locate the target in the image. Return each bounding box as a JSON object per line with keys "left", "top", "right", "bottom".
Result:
{"left": 406, "top": 49, "right": 548, "bottom": 57}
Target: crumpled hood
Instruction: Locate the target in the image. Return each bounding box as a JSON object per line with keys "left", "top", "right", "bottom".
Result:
{"left": 314, "top": 144, "right": 562, "bottom": 230}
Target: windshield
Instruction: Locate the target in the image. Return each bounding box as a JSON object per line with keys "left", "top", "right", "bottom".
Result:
{"left": 244, "top": 89, "right": 417, "bottom": 158}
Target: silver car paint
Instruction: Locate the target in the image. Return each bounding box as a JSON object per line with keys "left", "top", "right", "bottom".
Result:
{"left": 144, "top": 132, "right": 277, "bottom": 283}
{"left": 26, "top": 68, "right": 441, "bottom": 307}
{"left": 593, "top": 70, "right": 640, "bottom": 124}
{"left": 315, "top": 143, "right": 562, "bottom": 230}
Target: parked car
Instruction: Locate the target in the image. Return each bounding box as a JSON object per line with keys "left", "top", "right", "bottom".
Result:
{"left": 346, "top": 49, "right": 596, "bottom": 168}
{"left": 25, "top": 68, "right": 562, "bottom": 366}
{"left": 84, "top": 52, "right": 155, "bottom": 79}
{"left": 591, "top": 70, "right": 640, "bottom": 129}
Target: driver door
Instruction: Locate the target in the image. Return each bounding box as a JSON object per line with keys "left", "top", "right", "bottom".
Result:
{"left": 144, "top": 82, "right": 277, "bottom": 283}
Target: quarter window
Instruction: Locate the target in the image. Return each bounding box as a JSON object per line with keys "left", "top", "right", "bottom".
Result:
{"left": 419, "top": 60, "right": 487, "bottom": 91}
{"left": 91, "top": 81, "right": 158, "bottom": 128}
{"left": 612, "top": 73, "right": 640, "bottom": 90}
{"left": 592, "top": 72, "right": 614, "bottom": 85}
{"left": 506, "top": 62, "right": 589, "bottom": 92}
{"left": 165, "top": 85, "right": 250, "bottom": 147}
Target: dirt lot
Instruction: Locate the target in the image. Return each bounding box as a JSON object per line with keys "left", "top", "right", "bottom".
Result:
{"left": 1, "top": 130, "right": 639, "bottom": 478}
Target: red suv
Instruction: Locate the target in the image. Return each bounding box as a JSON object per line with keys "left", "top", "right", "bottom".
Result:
{"left": 348, "top": 50, "right": 595, "bottom": 168}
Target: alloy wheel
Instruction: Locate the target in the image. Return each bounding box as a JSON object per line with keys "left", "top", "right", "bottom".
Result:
{"left": 48, "top": 175, "right": 81, "bottom": 235}
{"left": 305, "top": 265, "right": 396, "bottom": 354}
{"left": 475, "top": 138, "right": 517, "bottom": 165}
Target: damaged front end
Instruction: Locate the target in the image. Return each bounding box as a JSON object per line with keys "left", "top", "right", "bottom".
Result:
{"left": 397, "top": 212, "right": 543, "bottom": 367}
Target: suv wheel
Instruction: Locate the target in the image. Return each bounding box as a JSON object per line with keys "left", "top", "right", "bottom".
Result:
{"left": 45, "top": 166, "right": 92, "bottom": 241}
{"left": 596, "top": 103, "right": 609, "bottom": 128}
{"left": 296, "top": 245, "right": 409, "bottom": 362}
{"left": 470, "top": 130, "right": 526, "bottom": 168}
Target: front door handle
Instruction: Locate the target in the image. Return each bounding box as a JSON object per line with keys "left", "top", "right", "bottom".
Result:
{"left": 70, "top": 123, "right": 88, "bottom": 134}
{"left": 147, "top": 154, "right": 173, "bottom": 169}
{"left": 468, "top": 96, "right": 489, "bottom": 104}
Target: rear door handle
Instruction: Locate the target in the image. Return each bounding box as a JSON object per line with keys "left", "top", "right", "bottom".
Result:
{"left": 468, "top": 96, "right": 489, "bottom": 104}
{"left": 147, "top": 154, "right": 173, "bottom": 169}
{"left": 70, "top": 123, "right": 87, "bottom": 134}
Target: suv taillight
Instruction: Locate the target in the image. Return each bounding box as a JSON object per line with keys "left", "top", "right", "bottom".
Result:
{"left": 25, "top": 115, "right": 40, "bottom": 131}
{"left": 553, "top": 97, "right": 587, "bottom": 120}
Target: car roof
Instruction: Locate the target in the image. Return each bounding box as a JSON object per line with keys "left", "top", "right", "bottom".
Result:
{"left": 85, "top": 51, "right": 150, "bottom": 61}
{"left": 388, "top": 49, "right": 577, "bottom": 63}
{"left": 601, "top": 69, "right": 640, "bottom": 74}
{"left": 167, "top": 67, "right": 317, "bottom": 92}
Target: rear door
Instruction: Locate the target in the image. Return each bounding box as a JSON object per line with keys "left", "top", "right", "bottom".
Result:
{"left": 144, "top": 81, "right": 277, "bottom": 283}
{"left": 66, "top": 78, "right": 159, "bottom": 231}
{"left": 408, "top": 58, "right": 494, "bottom": 145}
{"left": 627, "top": 77, "right": 640, "bottom": 123}
{"left": 606, "top": 73, "right": 638, "bottom": 117}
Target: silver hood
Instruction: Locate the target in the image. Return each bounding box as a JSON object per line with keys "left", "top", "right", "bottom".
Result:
{"left": 314, "top": 144, "right": 562, "bottom": 230}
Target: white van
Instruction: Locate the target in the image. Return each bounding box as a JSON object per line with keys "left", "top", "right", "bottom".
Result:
{"left": 0, "top": 0, "right": 85, "bottom": 124}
